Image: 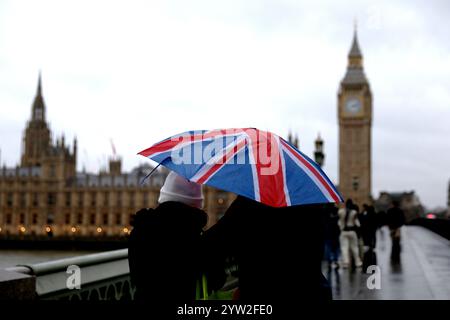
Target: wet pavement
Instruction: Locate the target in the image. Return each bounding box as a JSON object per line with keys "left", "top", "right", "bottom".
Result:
{"left": 324, "top": 226, "right": 450, "bottom": 300}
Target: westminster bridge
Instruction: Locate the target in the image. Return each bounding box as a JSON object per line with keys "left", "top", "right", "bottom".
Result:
{"left": 1, "top": 220, "right": 450, "bottom": 300}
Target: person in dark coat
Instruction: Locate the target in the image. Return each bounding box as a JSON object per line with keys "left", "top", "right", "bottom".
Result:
{"left": 386, "top": 200, "right": 406, "bottom": 261}
{"left": 359, "top": 204, "right": 378, "bottom": 249}
{"left": 359, "top": 204, "right": 378, "bottom": 269}
{"left": 128, "top": 171, "right": 208, "bottom": 302}
{"left": 386, "top": 201, "right": 406, "bottom": 231}
{"left": 203, "top": 195, "right": 332, "bottom": 303}
{"left": 324, "top": 205, "right": 341, "bottom": 269}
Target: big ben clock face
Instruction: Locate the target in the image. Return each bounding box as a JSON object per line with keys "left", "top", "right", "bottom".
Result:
{"left": 345, "top": 98, "right": 362, "bottom": 114}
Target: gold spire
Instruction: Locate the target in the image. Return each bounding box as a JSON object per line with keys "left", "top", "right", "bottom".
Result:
{"left": 348, "top": 22, "right": 363, "bottom": 69}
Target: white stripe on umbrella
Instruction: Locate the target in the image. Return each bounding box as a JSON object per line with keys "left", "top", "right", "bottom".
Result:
{"left": 190, "top": 135, "right": 247, "bottom": 184}
{"left": 281, "top": 143, "right": 335, "bottom": 203}
{"left": 243, "top": 132, "right": 261, "bottom": 203}
{"left": 277, "top": 136, "right": 291, "bottom": 206}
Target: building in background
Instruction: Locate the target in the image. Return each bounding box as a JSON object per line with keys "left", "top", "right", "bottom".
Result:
{"left": 338, "top": 28, "right": 373, "bottom": 206}
{"left": 287, "top": 131, "right": 299, "bottom": 149}
{"left": 374, "top": 191, "right": 424, "bottom": 223}
{"left": 0, "top": 75, "right": 232, "bottom": 238}
{"left": 314, "top": 133, "right": 325, "bottom": 168}
{"left": 447, "top": 180, "right": 450, "bottom": 218}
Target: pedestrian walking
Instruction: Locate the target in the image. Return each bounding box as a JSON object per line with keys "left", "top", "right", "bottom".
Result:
{"left": 359, "top": 204, "right": 378, "bottom": 269}
{"left": 386, "top": 200, "right": 405, "bottom": 262}
{"left": 360, "top": 204, "right": 378, "bottom": 249}
{"left": 338, "top": 199, "right": 363, "bottom": 268}
{"left": 324, "top": 205, "right": 341, "bottom": 270}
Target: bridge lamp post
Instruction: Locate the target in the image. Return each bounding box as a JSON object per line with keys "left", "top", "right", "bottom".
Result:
{"left": 314, "top": 133, "right": 325, "bottom": 168}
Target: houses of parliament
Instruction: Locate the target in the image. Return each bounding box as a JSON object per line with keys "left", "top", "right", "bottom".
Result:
{"left": 0, "top": 29, "right": 378, "bottom": 238}
{"left": 0, "top": 76, "right": 233, "bottom": 237}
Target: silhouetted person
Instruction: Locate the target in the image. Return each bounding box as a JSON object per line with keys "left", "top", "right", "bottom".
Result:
{"left": 377, "top": 210, "right": 387, "bottom": 227}
{"left": 128, "top": 172, "right": 207, "bottom": 302}
{"left": 324, "top": 205, "right": 341, "bottom": 269}
{"left": 359, "top": 204, "right": 378, "bottom": 269}
{"left": 203, "top": 195, "right": 332, "bottom": 304}
{"left": 360, "top": 204, "right": 378, "bottom": 249}
{"left": 386, "top": 200, "right": 405, "bottom": 262}
{"left": 338, "top": 199, "right": 362, "bottom": 268}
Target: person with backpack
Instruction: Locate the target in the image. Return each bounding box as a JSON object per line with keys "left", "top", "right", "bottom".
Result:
{"left": 337, "top": 199, "right": 362, "bottom": 268}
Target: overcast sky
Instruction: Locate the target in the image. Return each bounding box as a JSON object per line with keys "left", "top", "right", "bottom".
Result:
{"left": 0, "top": 0, "right": 449, "bottom": 209}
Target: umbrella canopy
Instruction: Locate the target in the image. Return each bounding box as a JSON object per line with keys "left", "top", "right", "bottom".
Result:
{"left": 138, "top": 128, "right": 343, "bottom": 207}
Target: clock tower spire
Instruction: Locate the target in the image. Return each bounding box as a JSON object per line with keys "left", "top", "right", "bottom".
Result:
{"left": 21, "top": 72, "right": 51, "bottom": 167}
{"left": 348, "top": 26, "right": 363, "bottom": 68}
{"left": 337, "top": 27, "right": 373, "bottom": 206}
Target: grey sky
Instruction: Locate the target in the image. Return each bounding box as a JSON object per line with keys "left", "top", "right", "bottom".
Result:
{"left": 0, "top": 0, "right": 449, "bottom": 209}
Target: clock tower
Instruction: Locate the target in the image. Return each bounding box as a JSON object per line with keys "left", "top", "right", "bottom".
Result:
{"left": 338, "top": 28, "right": 372, "bottom": 206}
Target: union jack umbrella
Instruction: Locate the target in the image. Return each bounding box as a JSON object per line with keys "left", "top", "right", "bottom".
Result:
{"left": 138, "top": 128, "right": 343, "bottom": 207}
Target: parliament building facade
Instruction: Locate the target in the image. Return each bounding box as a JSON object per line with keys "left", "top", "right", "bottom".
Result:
{"left": 0, "top": 76, "right": 233, "bottom": 237}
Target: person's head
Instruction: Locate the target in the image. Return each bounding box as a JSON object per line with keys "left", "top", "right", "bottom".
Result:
{"left": 363, "top": 203, "right": 369, "bottom": 211}
{"left": 158, "top": 171, "right": 204, "bottom": 209}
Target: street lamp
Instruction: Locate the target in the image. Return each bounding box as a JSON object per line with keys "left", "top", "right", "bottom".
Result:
{"left": 314, "top": 133, "right": 325, "bottom": 168}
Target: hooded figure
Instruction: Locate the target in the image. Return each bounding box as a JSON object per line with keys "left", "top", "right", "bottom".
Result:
{"left": 203, "top": 195, "right": 332, "bottom": 303}
{"left": 128, "top": 171, "right": 207, "bottom": 302}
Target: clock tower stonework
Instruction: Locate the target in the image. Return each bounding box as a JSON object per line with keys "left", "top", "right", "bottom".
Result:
{"left": 338, "top": 29, "right": 372, "bottom": 206}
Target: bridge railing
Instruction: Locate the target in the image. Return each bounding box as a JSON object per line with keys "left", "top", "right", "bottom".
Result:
{"left": 3, "top": 249, "right": 134, "bottom": 300}
{"left": 1, "top": 249, "right": 238, "bottom": 300}
{"left": 410, "top": 218, "right": 450, "bottom": 241}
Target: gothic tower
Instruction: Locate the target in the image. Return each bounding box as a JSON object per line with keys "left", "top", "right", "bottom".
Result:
{"left": 314, "top": 133, "right": 325, "bottom": 168}
{"left": 338, "top": 28, "right": 373, "bottom": 205}
{"left": 21, "top": 73, "right": 51, "bottom": 167}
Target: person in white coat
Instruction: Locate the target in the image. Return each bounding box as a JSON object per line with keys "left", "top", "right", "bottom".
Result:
{"left": 338, "top": 199, "right": 363, "bottom": 268}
